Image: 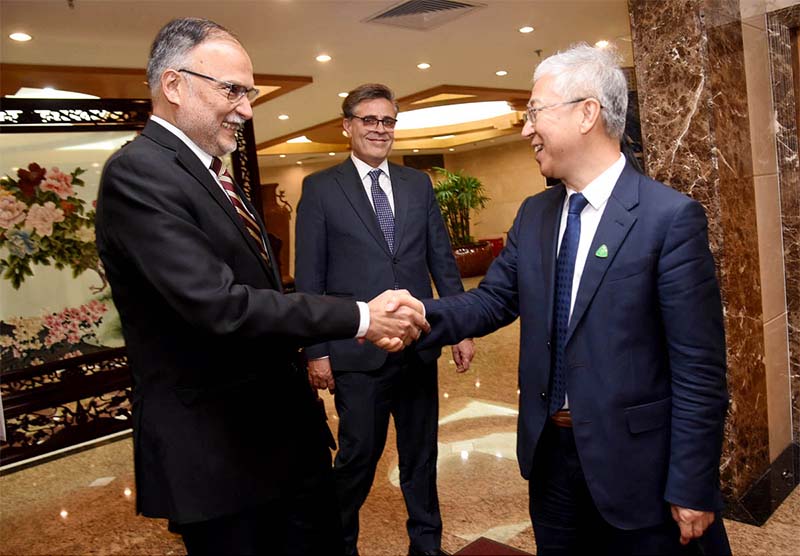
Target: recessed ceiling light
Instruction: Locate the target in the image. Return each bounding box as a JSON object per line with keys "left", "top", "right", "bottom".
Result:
{"left": 316, "top": 54, "right": 332, "bottom": 62}
{"left": 395, "top": 101, "right": 515, "bottom": 130}
{"left": 495, "top": 70, "right": 508, "bottom": 76}
{"left": 9, "top": 32, "right": 32, "bottom": 42}
{"left": 413, "top": 149, "right": 420, "bottom": 153}
{"left": 338, "top": 92, "right": 349, "bottom": 98}
{"left": 279, "top": 154, "right": 286, "bottom": 158}
{"left": 595, "top": 40, "right": 610, "bottom": 48}
{"left": 519, "top": 26, "right": 534, "bottom": 34}
{"left": 417, "top": 62, "right": 431, "bottom": 70}
{"left": 449, "top": 148, "right": 455, "bottom": 152}
{"left": 278, "top": 114, "right": 289, "bottom": 120}
{"left": 297, "top": 161, "right": 303, "bottom": 165}
{"left": 328, "top": 152, "right": 336, "bottom": 156}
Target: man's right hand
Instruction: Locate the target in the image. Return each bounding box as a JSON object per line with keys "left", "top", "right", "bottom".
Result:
{"left": 308, "top": 357, "right": 335, "bottom": 393}
{"left": 365, "top": 289, "right": 430, "bottom": 352}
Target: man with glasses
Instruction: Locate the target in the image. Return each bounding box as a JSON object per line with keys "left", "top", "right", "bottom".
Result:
{"left": 96, "top": 20, "right": 428, "bottom": 555}
{"left": 406, "top": 44, "right": 729, "bottom": 554}
{"left": 295, "top": 83, "right": 474, "bottom": 556}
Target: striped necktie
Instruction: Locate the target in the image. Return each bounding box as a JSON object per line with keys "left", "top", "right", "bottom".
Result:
{"left": 210, "top": 157, "right": 271, "bottom": 266}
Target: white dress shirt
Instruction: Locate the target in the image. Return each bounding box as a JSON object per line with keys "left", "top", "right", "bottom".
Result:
{"left": 557, "top": 153, "right": 626, "bottom": 319}
{"left": 351, "top": 154, "right": 394, "bottom": 214}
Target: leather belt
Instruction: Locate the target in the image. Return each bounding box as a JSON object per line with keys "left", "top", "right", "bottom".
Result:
{"left": 550, "top": 409, "right": 573, "bottom": 428}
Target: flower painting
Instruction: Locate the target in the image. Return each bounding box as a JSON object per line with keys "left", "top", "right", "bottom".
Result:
{"left": 0, "top": 163, "right": 105, "bottom": 291}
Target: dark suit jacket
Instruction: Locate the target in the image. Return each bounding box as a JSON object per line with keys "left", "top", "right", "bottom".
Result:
{"left": 295, "top": 158, "right": 463, "bottom": 371}
{"left": 419, "top": 163, "right": 728, "bottom": 529}
{"left": 95, "top": 120, "right": 360, "bottom": 524}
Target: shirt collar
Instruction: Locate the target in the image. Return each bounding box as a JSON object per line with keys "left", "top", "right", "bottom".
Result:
{"left": 351, "top": 153, "right": 390, "bottom": 181}
{"left": 565, "top": 153, "right": 626, "bottom": 210}
{"left": 150, "top": 115, "right": 214, "bottom": 171}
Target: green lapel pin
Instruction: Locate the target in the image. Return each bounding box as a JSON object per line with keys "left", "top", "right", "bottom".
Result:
{"left": 595, "top": 244, "right": 608, "bottom": 258}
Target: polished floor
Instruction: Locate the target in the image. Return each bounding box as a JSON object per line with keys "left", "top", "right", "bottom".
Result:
{"left": 1, "top": 277, "right": 799, "bottom": 555}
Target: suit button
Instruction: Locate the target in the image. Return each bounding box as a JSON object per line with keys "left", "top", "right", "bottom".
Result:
{"left": 540, "top": 391, "right": 547, "bottom": 401}
{"left": 546, "top": 340, "right": 551, "bottom": 350}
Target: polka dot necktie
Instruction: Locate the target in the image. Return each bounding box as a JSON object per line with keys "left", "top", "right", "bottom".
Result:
{"left": 369, "top": 168, "right": 395, "bottom": 254}
{"left": 549, "top": 192, "right": 589, "bottom": 415}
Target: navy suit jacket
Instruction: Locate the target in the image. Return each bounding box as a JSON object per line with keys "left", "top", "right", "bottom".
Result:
{"left": 295, "top": 158, "right": 463, "bottom": 370}
{"left": 419, "top": 163, "right": 728, "bottom": 529}
{"left": 96, "top": 120, "right": 360, "bottom": 524}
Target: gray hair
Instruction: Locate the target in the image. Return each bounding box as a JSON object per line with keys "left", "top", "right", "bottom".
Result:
{"left": 146, "top": 17, "right": 235, "bottom": 97}
{"left": 533, "top": 44, "right": 628, "bottom": 139}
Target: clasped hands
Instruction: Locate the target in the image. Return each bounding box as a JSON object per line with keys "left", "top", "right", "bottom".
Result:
{"left": 363, "top": 289, "right": 429, "bottom": 352}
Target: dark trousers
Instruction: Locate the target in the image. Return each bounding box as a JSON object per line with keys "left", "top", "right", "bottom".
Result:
{"left": 529, "top": 421, "right": 728, "bottom": 556}
{"left": 333, "top": 355, "right": 441, "bottom": 555}
{"left": 179, "top": 425, "right": 343, "bottom": 555}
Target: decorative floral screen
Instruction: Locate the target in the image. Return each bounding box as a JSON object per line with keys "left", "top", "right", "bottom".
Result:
{"left": 0, "top": 131, "right": 136, "bottom": 372}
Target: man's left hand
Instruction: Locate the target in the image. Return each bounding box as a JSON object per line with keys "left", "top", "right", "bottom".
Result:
{"left": 452, "top": 339, "right": 475, "bottom": 372}
{"left": 671, "top": 504, "right": 714, "bottom": 545}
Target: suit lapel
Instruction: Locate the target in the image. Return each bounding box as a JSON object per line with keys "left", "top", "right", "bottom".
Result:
{"left": 336, "top": 159, "right": 393, "bottom": 256}
{"left": 144, "top": 122, "right": 278, "bottom": 286}
{"left": 566, "top": 165, "right": 640, "bottom": 344}
{"left": 541, "top": 185, "right": 566, "bottom": 336}
{"left": 389, "top": 163, "right": 408, "bottom": 254}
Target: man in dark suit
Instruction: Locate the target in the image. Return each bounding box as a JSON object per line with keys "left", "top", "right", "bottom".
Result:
{"left": 396, "top": 45, "right": 730, "bottom": 555}
{"left": 95, "top": 19, "right": 427, "bottom": 555}
{"left": 295, "top": 83, "right": 474, "bottom": 556}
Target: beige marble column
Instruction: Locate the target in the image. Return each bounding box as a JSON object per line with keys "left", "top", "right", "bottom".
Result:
{"left": 628, "top": 0, "right": 770, "bottom": 501}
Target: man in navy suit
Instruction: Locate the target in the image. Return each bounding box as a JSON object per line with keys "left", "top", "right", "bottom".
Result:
{"left": 295, "top": 83, "right": 474, "bottom": 556}
{"left": 96, "top": 19, "right": 427, "bottom": 555}
{"left": 400, "top": 45, "right": 729, "bottom": 555}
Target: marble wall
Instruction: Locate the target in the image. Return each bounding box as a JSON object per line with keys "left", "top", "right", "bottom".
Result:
{"left": 765, "top": 1, "right": 800, "bottom": 459}
{"left": 628, "top": 0, "right": 770, "bottom": 500}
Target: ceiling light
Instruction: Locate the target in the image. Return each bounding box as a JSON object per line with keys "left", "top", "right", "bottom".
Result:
{"left": 413, "top": 149, "right": 420, "bottom": 153}
{"left": 495, "top": 70, "right": 508, "bottom": 76}
{"left": 9, "top": 32, "right": 32, "bottom": 42}
{"left": 328, "top": 152, "right": 335, "bottom": 156}
{"left": 417, "top": 62, "right": 431, "bottom": 70}
{"left": 316, "top": 54, "right": 332, "bottom": 62}
{"left": 278, "top": 114, "right": 289, "bottom": 120}
{"left": 296, "top": 161, "right": 303, "bottom": 165}
{"left": 519, "top": 26, "right": 534, "bottom": 34}
{"left": 395, "top": 101, "right": 515, "bottom": 130}
{"left": 449, "top": 148, "right": 455, "bottom": 152}
{"left": 287, "top": 136, "right": 312, "bottom": 143}
{"left": 433, "top": 134, "right": 456, "bottom": 140}
{"left": 338, "top": 92, "right": 349, "bottom": 98}
{"left": 595, "top": 40, "right": 610, "bottom": 48}
{"left": 8, "top": 86, "right": 98, "bottom": 99}
{"left": 279, "top": 154, "right": 286, "bottom": 158}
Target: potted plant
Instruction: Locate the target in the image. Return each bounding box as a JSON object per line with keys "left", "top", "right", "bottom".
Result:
{"left": 432, "top": 167, "right": 493, "bottom": 277}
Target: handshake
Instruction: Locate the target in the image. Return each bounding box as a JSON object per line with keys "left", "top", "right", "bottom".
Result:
{"left": 363, "top": 289, "right": 428, "bottom": 352}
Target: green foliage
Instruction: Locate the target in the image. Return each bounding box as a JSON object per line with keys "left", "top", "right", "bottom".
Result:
{"left": 432, "top": 167, "right": 490, "bottom": 248}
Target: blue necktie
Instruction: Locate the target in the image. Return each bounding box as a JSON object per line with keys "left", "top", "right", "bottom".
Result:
{"left": 549, "top": 192, "right": 589, "bottom": 415}
{"left": 369, "top": 168, "right": 395, "bottom": 253}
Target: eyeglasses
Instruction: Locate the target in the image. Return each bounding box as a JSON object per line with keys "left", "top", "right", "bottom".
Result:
{"left": 349, "top": 115, "right": 398, "bottom": 130}
{"left": 524, "top": 97, "right": 599, "bottom": 124}
{"left": 178, "top": 69, "right": 260, "bottom": 103}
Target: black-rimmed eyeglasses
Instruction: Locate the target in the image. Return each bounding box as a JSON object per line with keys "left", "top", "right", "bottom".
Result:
{"left": 178, "top": 69, "right": 260, "bottom": 103}
{"left": 524, "top": 97, "right": 601, "bottom": 124}
{"left": 349, "top": 115, "right": 398, "bottom": 130}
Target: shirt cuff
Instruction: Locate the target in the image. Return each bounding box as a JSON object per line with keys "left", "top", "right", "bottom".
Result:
{"left": 356, "top": 301, "right": 369, "bottom": 338}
